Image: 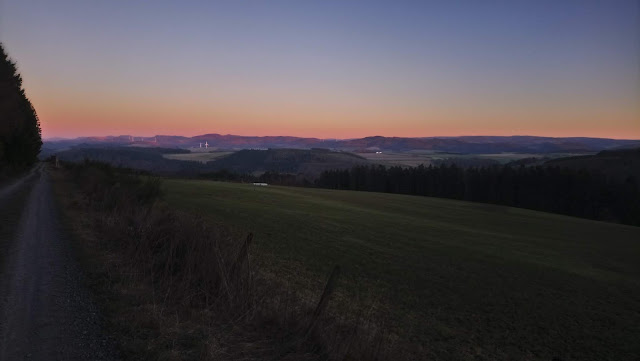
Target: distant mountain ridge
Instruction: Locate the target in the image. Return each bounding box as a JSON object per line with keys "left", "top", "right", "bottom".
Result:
{"left": 43, "top": 134, "right": 640, "bottom": 154}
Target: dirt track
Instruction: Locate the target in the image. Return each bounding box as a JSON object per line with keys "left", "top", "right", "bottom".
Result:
{"left": 0, "top": 164, "right": 118, "bottom": 360}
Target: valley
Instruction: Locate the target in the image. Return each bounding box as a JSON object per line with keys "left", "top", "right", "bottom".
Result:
{"left": 3, "top": 2, "right": 639, "bottom": 359}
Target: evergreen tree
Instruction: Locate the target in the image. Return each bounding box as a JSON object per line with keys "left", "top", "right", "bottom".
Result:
{"left": 0, "top": 43, "right": 42, "bottom": 169}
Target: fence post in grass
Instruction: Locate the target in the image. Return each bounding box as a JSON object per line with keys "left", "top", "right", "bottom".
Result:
{"left": 306, "top": 265, "right": 341, "bottom": 338}
{"left": 230, "top": 232, "right": 253, "bottom": 283}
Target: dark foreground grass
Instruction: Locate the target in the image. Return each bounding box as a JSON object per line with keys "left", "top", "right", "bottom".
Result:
{"left": 53, "top": 164, "right": 392, "bottom": 361}
{"left": 164, "top": 179, "right": 640, "bottom": 361}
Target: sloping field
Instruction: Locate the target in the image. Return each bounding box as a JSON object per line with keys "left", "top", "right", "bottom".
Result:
{"left": 162, "top": 151, "right": 233, "bottom": 163}
{"left": 355, "top": 151, "right": 436, "bottom": 167}
{"left": 163, "top": 179, "right": 640, "bottom": 360}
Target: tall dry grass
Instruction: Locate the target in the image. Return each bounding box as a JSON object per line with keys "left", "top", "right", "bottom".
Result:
{"left": 59, "top": 160, "right": 396, "bottom": 360}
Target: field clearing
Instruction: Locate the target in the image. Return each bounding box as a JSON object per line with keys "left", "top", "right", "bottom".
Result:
{"left": 357, "top": 151, "right": 594, "bottom": 166}
{"left": 163, "top": 179, "right": 640, "bottom": 360}
{"left": 355, "top": 152, "right": 435, "bottom": 166}
{"left": 162, "top": 151, "right": 233, "bottom": 163}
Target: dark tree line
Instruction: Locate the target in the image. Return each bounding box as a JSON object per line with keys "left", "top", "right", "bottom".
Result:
{"left": 0, "top": 43, "right": 42, "bottom": 170}
{"left": 316, "top": 164, "right": 640, "bottom": 226}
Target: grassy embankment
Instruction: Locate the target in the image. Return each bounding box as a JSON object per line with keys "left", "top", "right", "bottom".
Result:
{"left": 164, "top": 179, "right": 640, "bottom": 361}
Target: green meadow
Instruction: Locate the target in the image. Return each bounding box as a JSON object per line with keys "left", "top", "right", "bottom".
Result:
{"left": 162, "top": 151, "right": 233, "bottom": 163}
{"left": 163, "top": 179, "right": 640, "bottom": 360}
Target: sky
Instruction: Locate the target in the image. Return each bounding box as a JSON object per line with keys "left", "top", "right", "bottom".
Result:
{"left": 0, "top": 0, "right": 638, "bottom": 139}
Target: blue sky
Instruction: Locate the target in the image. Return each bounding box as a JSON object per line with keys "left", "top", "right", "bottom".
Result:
{"left": 1, "top": 0, "right": 638, "bottom": 138}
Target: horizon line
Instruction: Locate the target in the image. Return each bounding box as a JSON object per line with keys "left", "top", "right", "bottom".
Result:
{"left": 42, "top": 133, "right": 640, "bottom": 142}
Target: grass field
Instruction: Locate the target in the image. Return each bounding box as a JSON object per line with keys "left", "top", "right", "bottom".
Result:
{"left": 355, "top": 151, "right": 436, "bottom": 166}
{"left": 162, "top": 151, "right": 233, "bottom": 163}
{"left": 163, "top": 179, "right": 640, "bottom": 360}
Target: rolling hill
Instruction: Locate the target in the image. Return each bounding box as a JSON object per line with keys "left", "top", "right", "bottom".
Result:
{"left": 162, "top": 179, "right": 640, "bottom": 361}
{"left": 54, "top": 147, "right": 202, "bottom": 175}
{"left": 208, "top": 148, "right": 367, "bottom": 175}
{"left": 53, "top": 147, "right": 368, "bottom": 177}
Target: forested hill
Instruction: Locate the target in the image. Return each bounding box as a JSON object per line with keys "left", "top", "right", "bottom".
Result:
{"left": 0, "top": 43, "right": 42, "bottom": 170}
{"left": 545, "top": 147, "right": 640, "bottom": 181}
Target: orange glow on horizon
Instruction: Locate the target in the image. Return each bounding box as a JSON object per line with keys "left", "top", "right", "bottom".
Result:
{"left": 34, "top": 89, "right": 640, "bottom": 140}
{"left": 39, "top": 110, "right": 640, "bottom": 140}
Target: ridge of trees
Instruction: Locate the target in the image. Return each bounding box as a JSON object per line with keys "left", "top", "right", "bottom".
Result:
{"left": 315, "top": 163, "right": 640, "bottom": 226}
{"left": 0, "top": 43, "right": 42, "bottom": 169}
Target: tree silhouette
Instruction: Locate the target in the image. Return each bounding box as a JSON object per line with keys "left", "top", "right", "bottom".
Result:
{"left": 0, "top": 43, "right": 42, "bottom": 169}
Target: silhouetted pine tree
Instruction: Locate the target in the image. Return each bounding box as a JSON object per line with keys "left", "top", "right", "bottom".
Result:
{"left": 0, "top": 43, "right": 42, "bottom": 169}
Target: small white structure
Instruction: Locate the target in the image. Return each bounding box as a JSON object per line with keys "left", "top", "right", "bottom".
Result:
{"left": 252, "top": 182, "right": 268, "bottom": 186}
{"left": 375, "top": 151, "right": 383, "bottom": 154}
{"left": 205, "top": 141, "right": 209, "bottom": 149}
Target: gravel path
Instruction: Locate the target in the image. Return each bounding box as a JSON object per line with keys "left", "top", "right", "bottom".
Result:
{"left": 0, "top": 164, "right": 119, "bottom": 360}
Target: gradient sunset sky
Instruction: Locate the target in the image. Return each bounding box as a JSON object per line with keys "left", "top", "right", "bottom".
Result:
{"left": 1, "top": 0, "right": 638, "bottom": 139}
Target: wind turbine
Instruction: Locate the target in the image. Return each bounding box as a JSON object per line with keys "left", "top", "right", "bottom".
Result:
{"left": 205, "top": 141, "right": 209, "bottom": 149}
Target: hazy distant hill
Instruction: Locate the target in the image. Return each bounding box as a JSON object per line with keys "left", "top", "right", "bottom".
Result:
{"left": 55, "top": 147, "right": 203, "bottom": 175}
{"left": 54, "top": 147, "right": 368, "bottom": 177}
{"left": 44, "top": 134, "right": 640, "bottom": 154}
{"left": 42, "top": 135, "right": 191, "bottom": 151}
{"left": 191, "top": 134, "right": 338, "bottom": 149}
